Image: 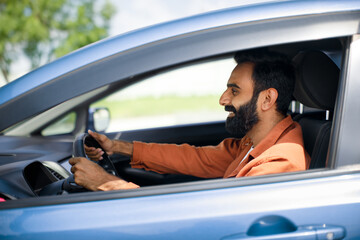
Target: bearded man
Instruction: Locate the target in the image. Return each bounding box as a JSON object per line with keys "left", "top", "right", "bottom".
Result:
{"left": 69, "top": 49, "right": 311, "bottom": 191}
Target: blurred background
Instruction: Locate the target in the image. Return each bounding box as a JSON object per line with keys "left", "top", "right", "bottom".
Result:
{"left": 0, "top": 0, "right": 271, "bottom": 132}
{"left": 0, "top": 0, "right": 270, "bottom": 86}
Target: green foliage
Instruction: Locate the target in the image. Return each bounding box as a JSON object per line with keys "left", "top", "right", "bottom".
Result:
{"left": 92, "top": 95, "right": 223, "bottom": 118}
{"left": 0, "top": 0, "right": 116, "bottom": 82}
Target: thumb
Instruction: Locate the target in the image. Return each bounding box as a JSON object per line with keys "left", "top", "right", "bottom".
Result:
{"left": 88, "top": 129, "right": 106, "bottom": 143}
{"left": 88, "top": 129, "right": 100, "bottom": 139}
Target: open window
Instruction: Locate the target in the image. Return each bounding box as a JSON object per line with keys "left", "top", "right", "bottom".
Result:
{"left": 79, "top": 38, "right": 345, "bottom": 188}
{"left": 90, "top": 58, "right": 236, "bottom": 133}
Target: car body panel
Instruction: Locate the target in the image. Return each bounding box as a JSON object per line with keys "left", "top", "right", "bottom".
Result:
{"left": 331, "top": 36, "right": 360, "bottom": 168}
{"left": 1, "top": 171, "right": 360, "bottom": 239}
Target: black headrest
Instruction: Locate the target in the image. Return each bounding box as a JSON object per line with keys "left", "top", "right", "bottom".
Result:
{"left": 293, "top": 51, "right": 339, "bottom": 110}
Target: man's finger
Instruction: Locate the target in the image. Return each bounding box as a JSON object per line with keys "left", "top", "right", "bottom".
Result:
{"left": 85, "top": 145, "right": 103, "bottom": 154}
{"left": 84, "top": 146, "right": 101, "bottom": 155}
{"left": 87, "top": 154, "right": 103, "bottom": 161}
{"left": 86, "top": 148, "right": 104, "bottom": 159}
{"left": 84, "top": 145, "right": 96, "bottom": 151}
{"left": 69, "top": 157, "right": 86, "bottom": 166}
{"left": 69, "top": 157, "right": 78, "bottom": 166}
{"left": 88, "top": 129, "right": 103, "bottom": 141}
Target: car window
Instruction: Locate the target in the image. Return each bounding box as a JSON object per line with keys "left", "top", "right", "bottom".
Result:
{"left": 41, "top": 112, "right": 77, "bottom": 136}
{"left": 91, "top": 58, "right": 236, "bottom": 132}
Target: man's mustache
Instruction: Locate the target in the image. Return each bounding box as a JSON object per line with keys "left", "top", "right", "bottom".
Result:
{"left": 225, "top": 105, "right": 237, "bottom": 114}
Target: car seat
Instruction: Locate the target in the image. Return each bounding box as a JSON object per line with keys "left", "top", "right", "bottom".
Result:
{"left": 292, "top": 50, "right": 340, "bottom": 169}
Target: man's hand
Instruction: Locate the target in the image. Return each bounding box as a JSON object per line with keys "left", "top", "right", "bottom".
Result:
{"left": 85, "top": 130, "right": 114, "bottom": 161}
{"left": 69, "top": 157, "right": 119, "bottom": 191}
{"left": 85, "top": 130, "right": 134, "bottom": 158}
{"left": 69, "top": 157, "right": 139, "bottom": 191}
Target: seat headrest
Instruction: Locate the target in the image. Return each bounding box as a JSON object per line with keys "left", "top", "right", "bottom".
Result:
{"left": 293, "top": 51, "right": 339, "bottom": 110}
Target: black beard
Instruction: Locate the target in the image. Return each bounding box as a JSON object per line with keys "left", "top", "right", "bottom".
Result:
{"left": 225, "top": 94, "right": 259, "bottom": 138}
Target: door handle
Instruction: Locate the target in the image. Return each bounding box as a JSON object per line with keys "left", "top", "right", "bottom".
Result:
{"left": 221, "top": 215, "right": 345, "bottom": 240}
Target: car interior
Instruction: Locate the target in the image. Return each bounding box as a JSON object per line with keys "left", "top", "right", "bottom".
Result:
{"left": 292, "top": 50, "right": 339, "bottom": 169}
{"left": 109, "top": 37, "right": 344, "bottom": 186}
{"left": 0, "top": 36, "right": 345, "bottom": 201}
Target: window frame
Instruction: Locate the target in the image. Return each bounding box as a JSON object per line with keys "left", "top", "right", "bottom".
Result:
{"left": 330, "top": 35, "right": 360, "bottom": 168}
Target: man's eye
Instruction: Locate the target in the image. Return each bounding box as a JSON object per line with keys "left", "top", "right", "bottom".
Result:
{"left": 231, "top": 89, "right": 238, "bottom": 95}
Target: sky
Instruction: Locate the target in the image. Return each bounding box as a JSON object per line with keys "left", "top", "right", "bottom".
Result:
{"left": 109, "top": 0, "right": 270, "bottom": 37}
{"left": 1, "top": 0, "right": 272, "bottom": 86}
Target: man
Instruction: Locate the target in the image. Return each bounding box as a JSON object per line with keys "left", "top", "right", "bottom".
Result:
{"left": 69, "top": 49, "right": 310, "bottom": 191}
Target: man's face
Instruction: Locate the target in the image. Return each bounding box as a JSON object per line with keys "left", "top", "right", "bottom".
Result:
{"left": 219, "top": 63, "right": 259, "bottom": 137}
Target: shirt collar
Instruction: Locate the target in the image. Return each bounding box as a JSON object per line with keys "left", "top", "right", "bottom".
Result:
{"left": 239, "top": 135, "right": 253, "bottom": 151}
{"left": 248, "top": 115, "right": 294, "bottom": 159}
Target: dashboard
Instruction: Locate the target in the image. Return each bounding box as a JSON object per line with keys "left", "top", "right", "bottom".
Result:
{"left": 24, "top": 161, "right": 71, "bottom": 196}
{"left": 0, "top": 135, "right": 74, "bottom": 201}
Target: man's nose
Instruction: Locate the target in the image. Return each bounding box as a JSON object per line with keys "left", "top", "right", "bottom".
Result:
{"left": 219, "top": 91, "right": 231, "bottom": 106}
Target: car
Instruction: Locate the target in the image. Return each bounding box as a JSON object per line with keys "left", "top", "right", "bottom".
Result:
{"left": 1, "top": 0, "right": 360, "bottom": 239}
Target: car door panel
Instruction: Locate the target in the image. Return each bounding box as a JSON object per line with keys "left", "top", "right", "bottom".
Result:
{"left": 107, "top": 121, "right": 230, "bottom": 146}
{"left": 1, "top": 171, "right": 359, "bottom": 239}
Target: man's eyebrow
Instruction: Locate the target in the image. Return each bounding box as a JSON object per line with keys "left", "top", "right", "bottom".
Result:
{"left": 227, "top": 83, "right": 240, "bottom": 89}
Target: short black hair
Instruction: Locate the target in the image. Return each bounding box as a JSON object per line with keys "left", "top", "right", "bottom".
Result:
{"left": 234, "top": 49, "right": 295, "bottom": 116}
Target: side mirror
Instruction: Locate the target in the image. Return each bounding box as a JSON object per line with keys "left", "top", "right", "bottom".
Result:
{"left": 87, "top": 107, "right": 110, "bottom": 133}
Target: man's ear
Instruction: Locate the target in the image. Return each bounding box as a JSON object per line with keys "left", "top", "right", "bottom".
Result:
{"left": 260, "top": 88, "right": 278, "bottom": 111}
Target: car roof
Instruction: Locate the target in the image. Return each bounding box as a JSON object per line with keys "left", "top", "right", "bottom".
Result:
{"left": 0, "top": 0, "right": 359, "bottom": 131}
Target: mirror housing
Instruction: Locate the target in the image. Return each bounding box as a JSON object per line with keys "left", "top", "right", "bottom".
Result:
{"left": 87, "top": 107, "right": 110, "bottom": 132}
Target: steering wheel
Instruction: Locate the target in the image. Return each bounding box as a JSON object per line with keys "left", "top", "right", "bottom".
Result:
{"left": 63, "top": 133, "right": 120, "bottom": 193}
{"left": 73, "top": 133, "right": 119, "bottom": 176}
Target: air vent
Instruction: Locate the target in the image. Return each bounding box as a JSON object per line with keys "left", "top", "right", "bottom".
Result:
{"left": 42, "top": 161, "right": 70, "bottom": 180}
{"left": 46, "top": 167, "right": 65, "bottom": 180}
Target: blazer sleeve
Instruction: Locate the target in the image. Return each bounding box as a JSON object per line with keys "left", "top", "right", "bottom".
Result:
{"left": 130, "top": 138, "right": 241, "bottom": 178}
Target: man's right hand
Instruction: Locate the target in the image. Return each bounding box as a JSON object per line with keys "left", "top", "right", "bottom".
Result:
{"left": 85, "top": 130, "right": 114, "bottom": 161}
{"left": 69, "top": 157, "right": 139, "bottom": 191}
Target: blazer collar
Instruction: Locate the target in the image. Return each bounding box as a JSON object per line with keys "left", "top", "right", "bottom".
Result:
{"left": 248, "top": 115, "right": 294, "bottom": 159}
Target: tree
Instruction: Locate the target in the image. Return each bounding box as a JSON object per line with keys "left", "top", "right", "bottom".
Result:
{"left": 0, "top": 0, "right": 116, "bottom": 83}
